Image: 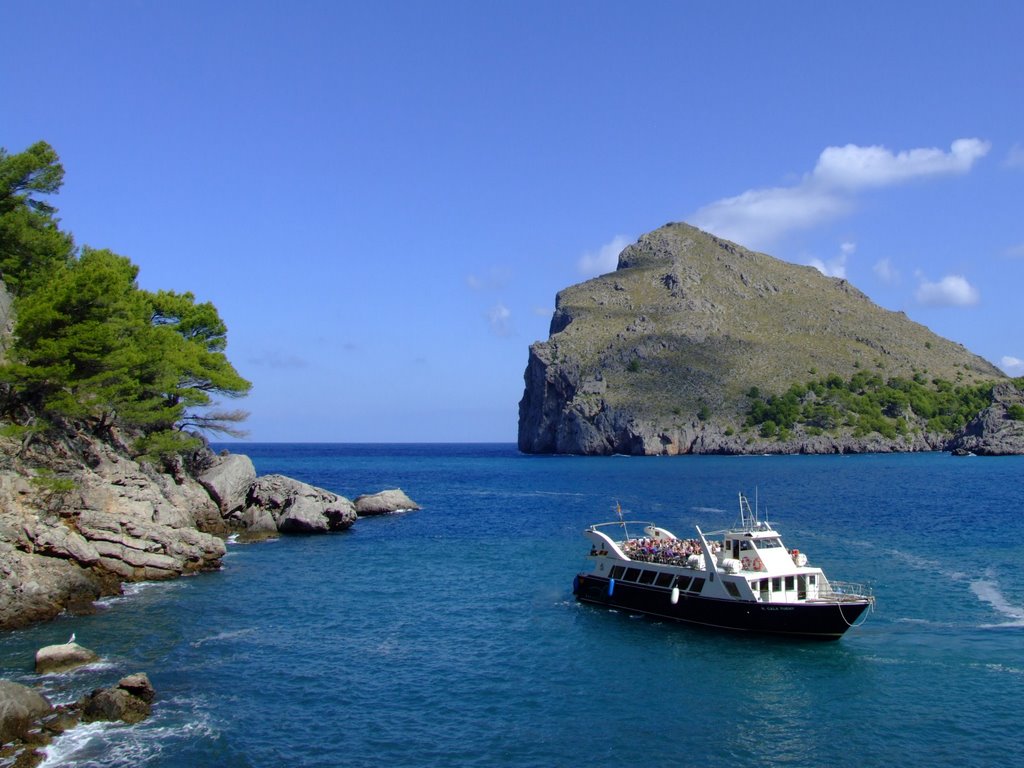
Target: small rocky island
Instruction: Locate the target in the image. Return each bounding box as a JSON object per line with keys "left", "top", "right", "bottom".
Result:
{"left": 519, "top": 222, "right": 1024, "bottom": 455}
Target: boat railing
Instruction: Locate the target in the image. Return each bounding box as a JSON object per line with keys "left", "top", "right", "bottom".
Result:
{"left": 818, "top": 580, "right": 874, "bottom": 603}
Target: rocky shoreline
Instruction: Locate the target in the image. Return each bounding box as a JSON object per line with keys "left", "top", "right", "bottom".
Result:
{"left": 0, "top": 425, "right": 422, "bottom": 763}
{"left": 0, "top": 430, "right": 420, "bottom": 632}
{"left": 1, "top": 641, "right": 158, "bottom": 767}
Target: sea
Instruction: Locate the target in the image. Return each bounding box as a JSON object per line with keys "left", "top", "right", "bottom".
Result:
{"left": 2, "top": 444, "right": 1023, "bottom": 768}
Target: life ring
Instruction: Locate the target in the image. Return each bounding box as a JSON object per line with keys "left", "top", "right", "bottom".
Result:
{"left": 753, "top": 558, "right": 763, "bottom": 571}
{"left": 741, "top": 556, "right": 751, "bottom": 569}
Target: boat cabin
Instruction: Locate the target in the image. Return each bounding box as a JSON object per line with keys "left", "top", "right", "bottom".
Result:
{"left": 584, "top": 520, "right": 827, "bottom": 605}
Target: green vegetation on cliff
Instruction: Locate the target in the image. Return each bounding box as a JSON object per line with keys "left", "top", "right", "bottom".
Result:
{"left": 0, "top": 141, "right": 250, "bottom": 457}
{"left": 744, "top": 372, "right": 998, "bottom": 440}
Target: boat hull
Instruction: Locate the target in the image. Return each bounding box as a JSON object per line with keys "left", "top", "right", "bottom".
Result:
{"left": 574, "top": 573, "right": 869, "bottom": 640}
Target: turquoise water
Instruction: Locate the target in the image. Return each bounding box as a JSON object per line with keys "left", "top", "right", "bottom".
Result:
{"left": 2, "top": 446, "right": 1023, "bottom": 767}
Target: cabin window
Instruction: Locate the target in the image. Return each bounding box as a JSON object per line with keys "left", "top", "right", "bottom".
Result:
{"left": 638, "top": 570, "right": 657, "bottom": 585}
{"left": 757, "top": 538, "right": 783, "bottom": 549}
{"left": 655, "top": 572, "right": 674, "bottom": 588}
{"left": 772, "top": 578, "right": 782, "bottom": 592}
{"left": 759, "top": 580, "right": 769, "bottom": 600}
{"left": 785, "top": 575, "right": 795, "bottom": 590}
{"left": 739, "top": 540, "right": 754, "bottom": 551}
{"left": 624, "top": 568, "right": 642, "bottom": 582}
{"left": 808, "top": 574, "right": 816, "bottom": 585}
{"left": 610, "top": 566, "right": 625, "bottom": 580}
{"left": 674, "top": 576, "right": 692, "bottom": 591}
{"left": 688, "top": 578, "right": 705, "bottom": 593}
{"left": 724, "top": 581, "right": 741, "bottom": 598}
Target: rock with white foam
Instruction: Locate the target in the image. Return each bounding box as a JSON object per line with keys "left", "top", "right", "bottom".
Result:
{"left": 35, "top": 641, "right": 99, "bottom": 675}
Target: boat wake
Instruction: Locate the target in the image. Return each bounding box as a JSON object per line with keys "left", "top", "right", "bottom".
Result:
{"left": 970, "top": 579, "right": 1024, "bottom": 628}
{"left": 888, "top": 548, "right": 1024, "bottom": 627}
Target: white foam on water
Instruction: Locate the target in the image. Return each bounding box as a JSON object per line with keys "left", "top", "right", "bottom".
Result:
{"left": 189, "top": 627, "right": 257, "bottom": 648}
{"left": 40, "top": 698, "right": 219, "bottom": 768}
{"left": 971, "top": 579, "right": 1024, "bottom": 627}
{"left": 981, "top": 662, "right": 1024, "bottom": 676}
{"left": 94, "top": 579, "right": 183, "bottom": 609}
{"left": 38, "top": 721, "right": 113, "bottom": 768}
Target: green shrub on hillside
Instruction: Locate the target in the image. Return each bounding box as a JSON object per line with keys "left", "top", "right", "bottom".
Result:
{"left": 745, "top": 372, "right": 994, "bottom": 440}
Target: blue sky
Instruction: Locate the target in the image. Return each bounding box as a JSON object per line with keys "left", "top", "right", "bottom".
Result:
{"left": 4, "top": 1, "right": 1023, "bottom": 442}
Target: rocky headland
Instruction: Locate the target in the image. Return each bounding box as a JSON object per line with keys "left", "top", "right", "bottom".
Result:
{"left": 0, "top": 425, "right": 420, "bottom": 632}
{"left": 519, "top": 222, "right": 1024, "bottom": 455}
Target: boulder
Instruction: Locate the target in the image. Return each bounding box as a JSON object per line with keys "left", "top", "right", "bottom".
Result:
{"left": 0, "top": 680, "right": 52, "bottom": 746}
{"left": 354, "top": 489, "right": 421, "bottom": 516}
{"left": 35, "top": 642, "right": 99, "bottom": 674}
{"left": 198, "top": 453, "right": 257, "bottom": 517}
{"left": 79, "top": 683, "right": 151, "bottom": 724}
{"left": 116, "top": 673, "right": 155, "bottom": 704}
{"left": 242, "top": 475, "right": 357, "bottom": 533}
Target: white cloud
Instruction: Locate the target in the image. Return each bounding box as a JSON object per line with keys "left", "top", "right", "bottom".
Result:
{"left": 914, "top": 274, "right": 980, "bottom": 307}
{"left": 809, "top": 257, "right": 843, "bottom": 278}
{"left": 1001, "top": 356, "right": 1024, "bottom": 375}
{"left": 808, "top": 241, "right": 852, "bottom": 278}
{"left": 690, "top": 138, "right": 990, "bottom": 249}
{"left": 578, "top": 235, "right": 631, "bottom": 277}
{"left": 812, "top": 138, "right": 990, "bottom": 189}
{"left": 873, "top": 258, "right": 899, "bottom": 284}
{"left": 486, "top": 302, "right": 512, "bottom": 336}
{"left": 691, "top": 185, "right": 849, "bottom": 249}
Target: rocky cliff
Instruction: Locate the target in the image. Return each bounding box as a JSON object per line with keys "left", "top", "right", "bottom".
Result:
{"left": 519, "top": 222, "right": 1019, "bottom": 455}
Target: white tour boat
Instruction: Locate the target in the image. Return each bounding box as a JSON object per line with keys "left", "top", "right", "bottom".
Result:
{"left": 573, "top": 493, "right": 874, "bottom": 640}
